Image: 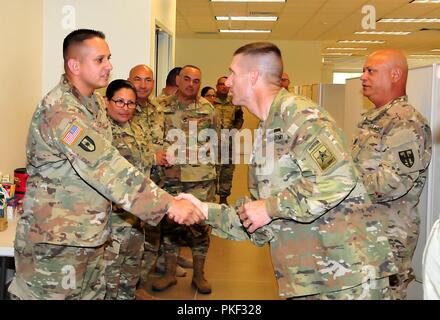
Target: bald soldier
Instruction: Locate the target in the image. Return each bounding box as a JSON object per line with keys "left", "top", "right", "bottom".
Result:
{"left": 352, "top": 50, "right": 432, "bottom": 299}
{"left": 128, "top": 64, "right": 168, "bottom": 167}
{"left": 8, "top": 29, "right": 203, "bottom": 300}
{"left": 179, "top": 42, "right": 398, "bottom": 300}
{"left": 127, "top": 64, "right": 189, "bottom": 287}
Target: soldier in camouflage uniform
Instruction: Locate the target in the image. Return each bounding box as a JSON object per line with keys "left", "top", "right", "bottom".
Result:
{"left": 103, "top": 80, "right": 151, "bottom": 300}
{"left": 352, "top": 50, "right": 432, "bottom": 299}
{"left": 214, "top": 77, "right": 243, "bottom": 205}
{"left": 127, "top": 65, "right": 170, "bottom": 286}
{"left": 152, "top": 65, "right": 218, "bottom": 294}
{"left": 157, "top": 67, "right": 182, "bottom": 100}
{"left": 7, "top": 29, "right": 203, "bottom": 300}
{"left": 179, "top": 42, "right": 398, "bottom": 300}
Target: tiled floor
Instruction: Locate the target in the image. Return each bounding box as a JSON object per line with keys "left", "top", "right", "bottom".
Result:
{"left": 140, "top": 163, "right": 281, "bottom": 300}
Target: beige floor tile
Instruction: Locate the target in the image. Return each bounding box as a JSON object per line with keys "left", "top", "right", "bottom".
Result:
{"left": 139, "top": 161, "right": 281, "bottom": 300}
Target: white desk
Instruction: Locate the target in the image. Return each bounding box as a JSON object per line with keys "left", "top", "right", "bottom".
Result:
{"left": 0, "top": 218, "right": 17, "bottom": 257}
{"left": 0, "top": 217, "right": 17, "bottom": 300}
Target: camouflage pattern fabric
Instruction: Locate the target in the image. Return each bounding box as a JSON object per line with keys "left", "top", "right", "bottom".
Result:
{"left": 156, "top": 93, "right": 218, "bottom": 183}
{"left": 214, "top": 96, "right": 243, "bottom": 198}
{"left": 104, "top": 115, "right": 153, "bottom": 300}
{"left": 132, "top": 99, "right": 168, "bottom": 278}
{"left": 161, "top": 180, "right": 214, "bottom": 257}
{"left": 104, "top": 225, "right": 144, "bottom": 300}
{"left": 9, "top": 214, "right": 106, "bottom": 299}
{"left": 8, "top": 75, "right": 173, "bottom": 300}
{"left": 352, "top": 96, "right": 432, "bottom": 299}
{"left": 155, "top": 93, "right": 218, "bottom": 258}
{"left": 205, "top": 89, "right": 398, "bottom": 299}
{"left": 290, "top": 277, "right": 391, "bottom": 300}
{"left": 134, "top": 99, "right": 167, "bottom": 185}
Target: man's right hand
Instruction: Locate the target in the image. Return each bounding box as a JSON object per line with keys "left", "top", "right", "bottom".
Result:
{"left": 167, "top": 198, "right": 205, "bottom": 225}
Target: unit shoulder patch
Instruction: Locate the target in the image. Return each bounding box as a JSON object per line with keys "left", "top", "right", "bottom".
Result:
{"left": 61, "top": 123, "right": 83, "bottom": 146}
{"left": 307, "top": 138, "right": 337, "bottom": 172}
{"left": 398, "top": 149, "right": 415, "bottom": 168}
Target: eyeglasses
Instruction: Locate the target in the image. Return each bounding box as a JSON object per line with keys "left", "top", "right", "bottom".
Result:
{"left": 111, "top": 99, "right": 137, "bottom": 109}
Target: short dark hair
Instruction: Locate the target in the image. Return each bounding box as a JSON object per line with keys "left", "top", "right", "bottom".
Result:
{"left": 165, "top": 67, "right": 182, "bottom": 86}
{"left": 63, "top": 29, "right": 105, "bottom": 61}
{"left": 216, "top": 76, "right": 227, "bottom": 85}
{"left": 234, "top": 42, "right": 283, "bottom": 81}
{"left": 201, "top": 86, "right": 215, "bottom": 97}
{"left": 105, "top": 79, "right": 137, "bottom": 100}
{"left": 234, "top": 42, "right": 281, "bottom": 59}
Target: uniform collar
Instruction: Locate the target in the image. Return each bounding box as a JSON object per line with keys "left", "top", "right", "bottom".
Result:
{"left": 60, "top": 74, "right": 100, "bottom": 115}
{"left": 263, "top": 88, "right": 288, "bottom": 128}
{"left": 364, "top": 95, "right": 408, "bottom": 122}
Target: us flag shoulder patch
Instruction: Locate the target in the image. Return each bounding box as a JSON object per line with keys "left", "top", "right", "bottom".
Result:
{"left": 62, "top": 123, "right": 83, "bottom": 146}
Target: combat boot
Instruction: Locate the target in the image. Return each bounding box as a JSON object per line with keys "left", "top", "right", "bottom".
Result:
{"left": 191, "top": 255, "right": 211, "bottom": 294}
{"left": 152, "top": 253, "right": 178, "bottom": 291}
{"left": 156, "top": 254, "right": 187, "bottom": 277}
{"left": 177, "top": 255, "right": 193, "bottom": 268}
{"left": 219, "top": 196, "right": 228, "bottom": 205}
{"left": 135, "top": 288, "right": 161, "bottom": 300}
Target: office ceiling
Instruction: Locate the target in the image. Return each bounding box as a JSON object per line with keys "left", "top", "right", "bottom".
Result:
{"left": 176, "top": 0, "right": 440, "bottom": 69}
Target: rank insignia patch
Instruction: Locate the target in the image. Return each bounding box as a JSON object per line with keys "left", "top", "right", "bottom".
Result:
{"left": 62, "top": 123, "right": 83, "bottom": 146}
{"left": 399, "top": 149, "right": 415, "bottom": 168}
{"left": 79, "top": 136, "right": 96, "bottom": 152}
{"left": 308, "top": 138, "right": 336, "bottom": 172}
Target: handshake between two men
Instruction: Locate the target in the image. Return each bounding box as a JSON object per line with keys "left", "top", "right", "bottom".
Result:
{"left": 168, "top": 193, "right": 272, "bottom": 233}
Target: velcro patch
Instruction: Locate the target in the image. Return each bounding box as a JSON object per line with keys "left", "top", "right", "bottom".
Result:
{"left": 399, "top": 149, "right": 415, "bottom": 168}
{"left": 307, "top": 138, "right": 337, "bottom": 172}
{"left": 62, "top": 123, "right": 83, "bottom": 146}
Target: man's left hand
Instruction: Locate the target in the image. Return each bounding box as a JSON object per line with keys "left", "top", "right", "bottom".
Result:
{"left": 238, "top": 200, "right": 271, "bottom": 233}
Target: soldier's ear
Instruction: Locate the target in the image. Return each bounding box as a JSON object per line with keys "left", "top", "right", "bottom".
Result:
{"left": 66, "top": 58, "right": 81, "bottom": 76}
{"left": 250, "top": 70, "right": 259, "bottom": 86}
{"left": 390, "top": 67, "right": 402, "bottom": 83}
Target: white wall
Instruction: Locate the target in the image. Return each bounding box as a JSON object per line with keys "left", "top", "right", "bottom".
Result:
{"left": 0, "top": 0, "right": 43, "bottom": 176}
{"left": 176, "top": 39, "right": 322, "bottom": 90}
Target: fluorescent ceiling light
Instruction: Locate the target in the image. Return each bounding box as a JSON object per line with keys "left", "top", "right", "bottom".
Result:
{"left": 219, "top": 29, "right": 271, "bottom": 33}
{"left": 326, "top": 47, "right": 367, "bottom": 50}
{"left": 216, "top": 16, "right": 278, "bottom": 21}
{"left": 211, "top": 0, "right": 286, "bottom": 2}
{"left": 379, "top": 18, "right": 440, "bottom": 23}
{"left": 355, "top": 31, "right": 411, "bottom": 35}
{"left": 322, "top": 53, "right": 353, "bottom": 56}
{"left": 411, "top": 1, "right": 440, "bottom": 3}
{"left": 410, "top": 54, "right": 440, "bottom": 57}
{"left": 431, "top": 49, "right": 440, "bottom": 51}
{"left": 338, "top": 40, "right": 386, "bottom": 44}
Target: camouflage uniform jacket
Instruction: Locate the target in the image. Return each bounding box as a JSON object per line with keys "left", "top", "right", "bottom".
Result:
{"left": 214, "top": 96, "right": 243, "bottom": 130}
{"left": 20, "top": 75, "right": 173, "bottom": 247}
{"left": 133, "top": 99, "right": 166, "bottom": 153}
{"left": 351, "top": 96, "right": 432, "bottom": 274}
{"left": 108, "top": 116, "right": 152, "bottom": 228}
{"left": 156, "top": 93, "right": 218, "bottom": 182}
{"left": 351, "top": 96, "right": 431, "bottom": 206}
{"left": 206, "top": 89, "right": 397, "bottom": 298}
